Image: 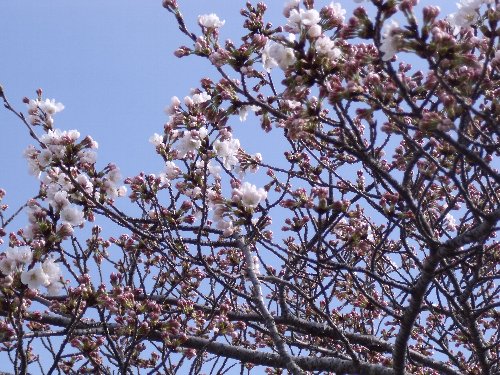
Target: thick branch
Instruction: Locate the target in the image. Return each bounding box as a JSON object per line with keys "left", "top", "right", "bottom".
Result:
{"left": 235, "top": 236, "right": 304, "bottom": 375}
{"left": 392, "top": 209, "right": 500, "bottom": 374}
{"left": 2, "top": 304, "right": 460, "bottom": 375}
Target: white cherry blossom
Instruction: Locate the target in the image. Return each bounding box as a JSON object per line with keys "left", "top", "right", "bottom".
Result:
{"left": 447, "top": 0, "right": 491, "bottom": 30}
{"left": 149, "top": 133, "right": 163, "bottom": 147}
{"left": 77, "top": 149, "right": 97, "bottom": 164}
{"left": 192, "top": 91, "right": 211, "bottom": 104}
{"left": 308, "top": 24, "right": 322, "bottom": 38}
{"left": 262, "top": 40, "right": 296, "bottom": 71}
{"left": 46, "top": 281, "right": 64, "bottom": 296}
{"left": 76, "top": 174, "right": 93, "bottom": 194}
{"left": 117, "top": 186, "right": 127, "bottom": 197}
{"left": 42, "top": 258, "right": 64, "bottom": 295}
{"left": 0, "top": 257, "right": 16, "bottom": 276}
{"left": 48, "top": 190, "right": 70, "bottom": 211}
{"left": 316, "top": 36, "right": 342, "bottom": 60}
{"left": 42, "top": 258, "right": 61, "bottom": 280}
{"left": 184, "top": 95, "right": 194, "bottom": 107}
{"left": 232, "top": 182, "right": 267, "bottom": 209}
{"left": 107, "top": 166, "right": 122, "bottom": 184}
{"left": 60, "top": 206, "right": 85, "bottom": 226}
{"left": 37, "top": 98, "right": 64, "bottom": 115}
{"left": 185, "top": 187, "right": 202, "bottom": 199}
{"left": 213, "top": 204, "right": 235, "bottom": 236}
{"left": 198, "top": 14, "right": 225, "bottom": 29}
{"left": 238, "top": 105, "right": 259, "bottom": 122}
{"left": 21, "top": 267, "right": 50, "bottom": 290}
{"left": 287, "top": 9, "right": 320, "bottom": 32}
{"left": 213, "top": 137, "right": 240, "bottom": 170}
{"left": 283, "top": 0, "right": 300, "bottom": 17}
{"left": 207, "top": 160, "right": 222, "bottom": 178}
{"left": 27, "top": 98, "right": 64, "bottom": 126}
{"left": 326, "top": 2, "right": 347, "bottom": 23}
{"left": 37, "top": 149, "right": 53, "bottom": 168}
{"left": 380, "top": 20, "right": 401, "bottom": 61}
{"left": 164, "top": 161, "right": 181, "bottom": 180}
{"left": 6, "top": 246, "right": 33, "bottom": 265}
{"left": 24, "top": 145, "right": 42, "bottom": 176}
{"left": 176, "top": 129, "right": 207, "bottom": 158}
{"left": 444, "top": 213, "right": 458, "bottom": 232}
{"left": 164, "top": 96, "right": 181, "bottom": 115}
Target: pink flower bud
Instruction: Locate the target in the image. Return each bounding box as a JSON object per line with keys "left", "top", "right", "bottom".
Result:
{"left": 162, "top": 0, "right": 177, "bottom": 9}
{"left": 174, "top": 46, "right": 191, "bottom": 58}
{"left": 423, "top": 6, "right": 440, "bottom": 24}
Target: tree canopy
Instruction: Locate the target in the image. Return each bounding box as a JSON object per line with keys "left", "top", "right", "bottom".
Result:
{"left": 1, "top": 0, "right": 499, "bottom": 374}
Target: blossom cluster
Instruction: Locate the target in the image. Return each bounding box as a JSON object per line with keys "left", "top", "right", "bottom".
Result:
{"left": 263, "top": 2, "right": 347, "bottom": 71}
{"left": 26, "top": 97, "right": 64, "bottom": 128}
{"left": 146, "top": 91, "right": 267, "bottom": 236}
{"left": 3, "top": 95, "right": 128, "bottom": 294}
{"left": 0, "top": 246, "right": 63, "bottom": 294}
{"left": 23, "top": 97, "right": 126, "bottom": 237}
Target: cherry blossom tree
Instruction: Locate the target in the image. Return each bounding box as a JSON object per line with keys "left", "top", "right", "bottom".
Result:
{"left": 1, "top": 0, "right": 499, "bottom": 374}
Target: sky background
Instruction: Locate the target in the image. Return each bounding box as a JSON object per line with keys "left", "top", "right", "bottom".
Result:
{"left": 0, "top": 0, "right": 459, "bottom": 372}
